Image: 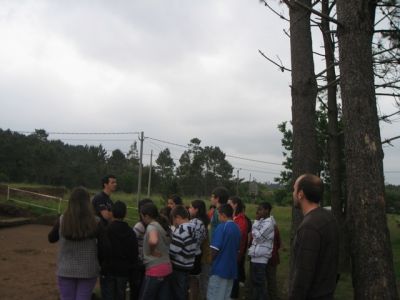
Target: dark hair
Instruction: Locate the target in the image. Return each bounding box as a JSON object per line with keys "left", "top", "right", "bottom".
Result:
{"left": 138, "top": 198, "right": 154, "bottom": 224}
{"left": 159, "top": 206, "right": 172, "bottom": 225}
{"left": 101, "top": 174, "right": 116, "bottom": 188}
{"left": 138, "top": 198, "right": 153, "bottom": 210}
{"left": 168, "top": 194, "right": 183, "bottom": 205}
{"left": 218, "top": 204, "right": 233, "bottom": 218}
{"left": 171, "top": 205, "right": 189, "bottom": 219}
{"left": 212, "top": 186, "right": 229, "bottom": 205}
{"left": 112, "top": 201, "right": 126, "bottom": 219}
{"left": 140, "top": 203, "right": 170, "bottom": 235}
{"left": 62, "top": 187, "right": 97, "bottom": 240}
{"left": 191, "top": 200, "right": 209, "bottom": 227}
{"left": 229, "top": 196, "right": 244, "bottom": 215}
{"left": 258, "top": 202, "right": 272, "bottom": 211}
{"left": 298, "top": 174, "right": 324, "bottom": 203}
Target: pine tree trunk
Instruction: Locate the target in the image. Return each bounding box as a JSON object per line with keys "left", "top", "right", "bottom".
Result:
{"left": 336, "top": 0, "right": 399, "bottom": 298}
{"left": 321, "top": 0, "right": 350, "bottom": 273}
{"left": 288, "top": 0, "right": 318, "bottom": 286}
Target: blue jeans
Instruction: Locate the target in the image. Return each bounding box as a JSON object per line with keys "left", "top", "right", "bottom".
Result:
{"left": 207, "top": 275, "right": 233, "bottom": 300}
{"left": 251, "top": 262, "right": 268, "bottom": 300}
{"left": 170, "top": 269, "right": 189, "bottom": 300}
{"left": 139, "top": 275, "right": 171, "bottom": 300}
{"left": 100, "top": 275, "right": 128, "bottom": 300}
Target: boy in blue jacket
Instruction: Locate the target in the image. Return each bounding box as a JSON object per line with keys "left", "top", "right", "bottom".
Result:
{"left": 207, "top": 204, "right": 241, "bottom": 300}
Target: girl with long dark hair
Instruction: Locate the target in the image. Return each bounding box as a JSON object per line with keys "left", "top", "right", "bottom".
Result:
{"left": 227, "top": 196, "right": 250, "bottom": 299}
{"left": 188, "top": 200, "right": 210, "bottom": 300}
{"left": 48, "top": 187, "right": 101, "bottom": 300}
{"left": 131, "top": 198, "right": 154, "bottom": 300}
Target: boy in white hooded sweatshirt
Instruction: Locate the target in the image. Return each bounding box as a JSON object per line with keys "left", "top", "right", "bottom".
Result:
{"left": 248, "top": 202, "right": 275, "bottom": 300}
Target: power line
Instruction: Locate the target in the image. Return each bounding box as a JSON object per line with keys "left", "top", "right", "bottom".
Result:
{"left": 51, "top": 138, "right": 134, "bottom": 141}
{"left": 225, "top": 154, "right": 282, "bottom": 166}
{"left": 145, "top": 135, "right": 283, "bottom": 166}
{"left": 145, "top": 136, "right": 189, "bottom": 149}
{"left": 17, "top": 131, "right": 140, "bottom": 135}
{"left": 234, "top": 167, "right": 280, "bottom": 175}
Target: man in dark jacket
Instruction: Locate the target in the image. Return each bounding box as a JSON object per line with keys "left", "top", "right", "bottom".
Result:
{"left": 92, "top": 175, "right": 117, "bottom": 225}
{"left": 289, "top": 174, "right": 339, "bottom": 300}
{"left": 99, "top": 201, "right": 138, "bottom": 300}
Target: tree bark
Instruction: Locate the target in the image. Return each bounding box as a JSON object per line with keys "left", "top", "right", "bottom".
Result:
{"left": 288, "top": 0, "right": 319, "bottom": 285}
{"left": 336, "top": 0, "right": 399, "bottom": 298}
{"left": 321, "top": 0, "right": 350, "bottom": 273}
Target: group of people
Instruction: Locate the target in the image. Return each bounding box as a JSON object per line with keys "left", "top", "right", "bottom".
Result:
{"left": 48, "top": 173, "right": 339, "bottom": 300}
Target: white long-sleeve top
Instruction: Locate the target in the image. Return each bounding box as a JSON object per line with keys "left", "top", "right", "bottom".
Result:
{"left": 248, "top": 216, "right": 275, "bottom": 264}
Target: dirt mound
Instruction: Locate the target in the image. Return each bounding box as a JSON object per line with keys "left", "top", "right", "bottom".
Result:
{"left": 0, "top": 202, "right": 33, "bottom": 218}
{"left": 0, "top": 203, "right": 58, "bottom": 226}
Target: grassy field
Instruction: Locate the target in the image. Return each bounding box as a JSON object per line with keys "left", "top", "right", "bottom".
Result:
{"left": 1, "top": 186, "right": 400, "bottom": 298}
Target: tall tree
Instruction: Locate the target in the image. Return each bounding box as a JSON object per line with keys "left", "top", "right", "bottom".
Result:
{"left": 176, "top": 138, "right": 205, "bottom": 196}
{"left": 203, "top": 146, "right": 234, "bottom": 194}
{"left": 107, "top": 149, "right": 127, "bottom": 175}
{"left": 336, "top": 0, "right": 399, "bottom": 298}
{"left": 155, "top": 148, "right": 176, "bottom": 196}
{"left": 319, "top": 0, "right": 349, "bottom": 271}
{"left": 287, "top": 0, "right": 319, "bottom": 248}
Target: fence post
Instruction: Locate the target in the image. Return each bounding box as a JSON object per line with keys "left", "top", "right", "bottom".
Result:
{"left": 7, "top": 185, "right": 10, "bottom": 201}
{"left": 58, "top": 197, "right": 62, "bottom": 214}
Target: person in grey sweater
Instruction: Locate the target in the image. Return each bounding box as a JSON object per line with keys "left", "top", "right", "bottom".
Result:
{"left": 48, "top": 187, "right": 103, "bottom": 300}
{"left": 139, "top": 203, "right": 172, "bottom": 300}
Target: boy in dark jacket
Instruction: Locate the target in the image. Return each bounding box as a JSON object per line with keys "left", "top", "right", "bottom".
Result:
{"left": 99, "top": 201, "right": 138, "bottom": 300}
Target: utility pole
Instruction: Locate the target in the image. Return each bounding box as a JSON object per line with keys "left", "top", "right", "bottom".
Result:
{"left": 147, "top": 150, "right": 153, "bottom": 198}
{"left": 236, "top": 168, "right": 240, "bottom": 196}
{"left": 137, "top": 131, "right": 144, "bottom": 205}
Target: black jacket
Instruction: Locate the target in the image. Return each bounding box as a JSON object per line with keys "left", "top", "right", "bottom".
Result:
{"left": 98, "top": 220, "right": 138, "bottom": 277}
{"left": 289, "top": 207, "right": 339, "bottom": 300}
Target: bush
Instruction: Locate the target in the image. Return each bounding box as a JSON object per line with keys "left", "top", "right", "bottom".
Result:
{"left": 0, "top": 173, "right": 9, "bottom": 183}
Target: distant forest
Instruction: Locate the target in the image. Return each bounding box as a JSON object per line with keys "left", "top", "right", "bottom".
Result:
{"left": 0, "top": 129, "right": 251, "bottom": 198}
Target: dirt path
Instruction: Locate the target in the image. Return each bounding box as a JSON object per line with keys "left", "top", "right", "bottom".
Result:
{"left": 0, "top": 224, "right": 59, "bottom": 300}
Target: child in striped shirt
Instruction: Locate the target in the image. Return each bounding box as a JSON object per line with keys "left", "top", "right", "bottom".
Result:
{"left": 169, "top": 205, "right": 197, "bottom": 300}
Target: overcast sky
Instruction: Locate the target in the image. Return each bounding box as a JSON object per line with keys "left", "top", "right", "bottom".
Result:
{"left": 0, "top": 0, "right": 399, "bottom": 184}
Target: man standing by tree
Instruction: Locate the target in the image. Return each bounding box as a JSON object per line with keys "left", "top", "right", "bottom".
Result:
{"left": 289, "top": 174, "right": 339, "bottom": 300}
{"left": 92, "top": 175, "right": 117, "bottom": 225}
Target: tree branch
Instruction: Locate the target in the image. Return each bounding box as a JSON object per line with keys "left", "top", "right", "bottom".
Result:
{"left": 317, "top": 96, "right": 329, "bottom": 110}
{"left": 373, "top": 58, "right": 400, "bottom": 64}
{"left": 376, "top": 84, "right": 400, "bottom": 90}
{"left": 376, "top": 92, "right": 400, "bottom": 97}
{"left": 382, "top": 135, "right": 400, "bottom": 145}
{"left": 258, "top": 50, "right": 292, "bottom": 72}
{"left": 380, "top": 110, "right": 400, "bottom": 122}
{"left": 293, "top": 0, "right": 342, "bottom": 26}
{"left": 318, "top": 78, "right": 340, "bottom": 91}
{"left": 283, "top": 28, "right": 291, "bottom": 38}
{"left": 259, "top": 0, "right": 290, "bottom": 21}
{"left": 373, "top": 45, "right": 399, "bottom": 56}
{"left": 315, "top": 62, "right": 339, "bottom": 78}
{"left": 374, "top": 29, "right": 400, "bottom": 35}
